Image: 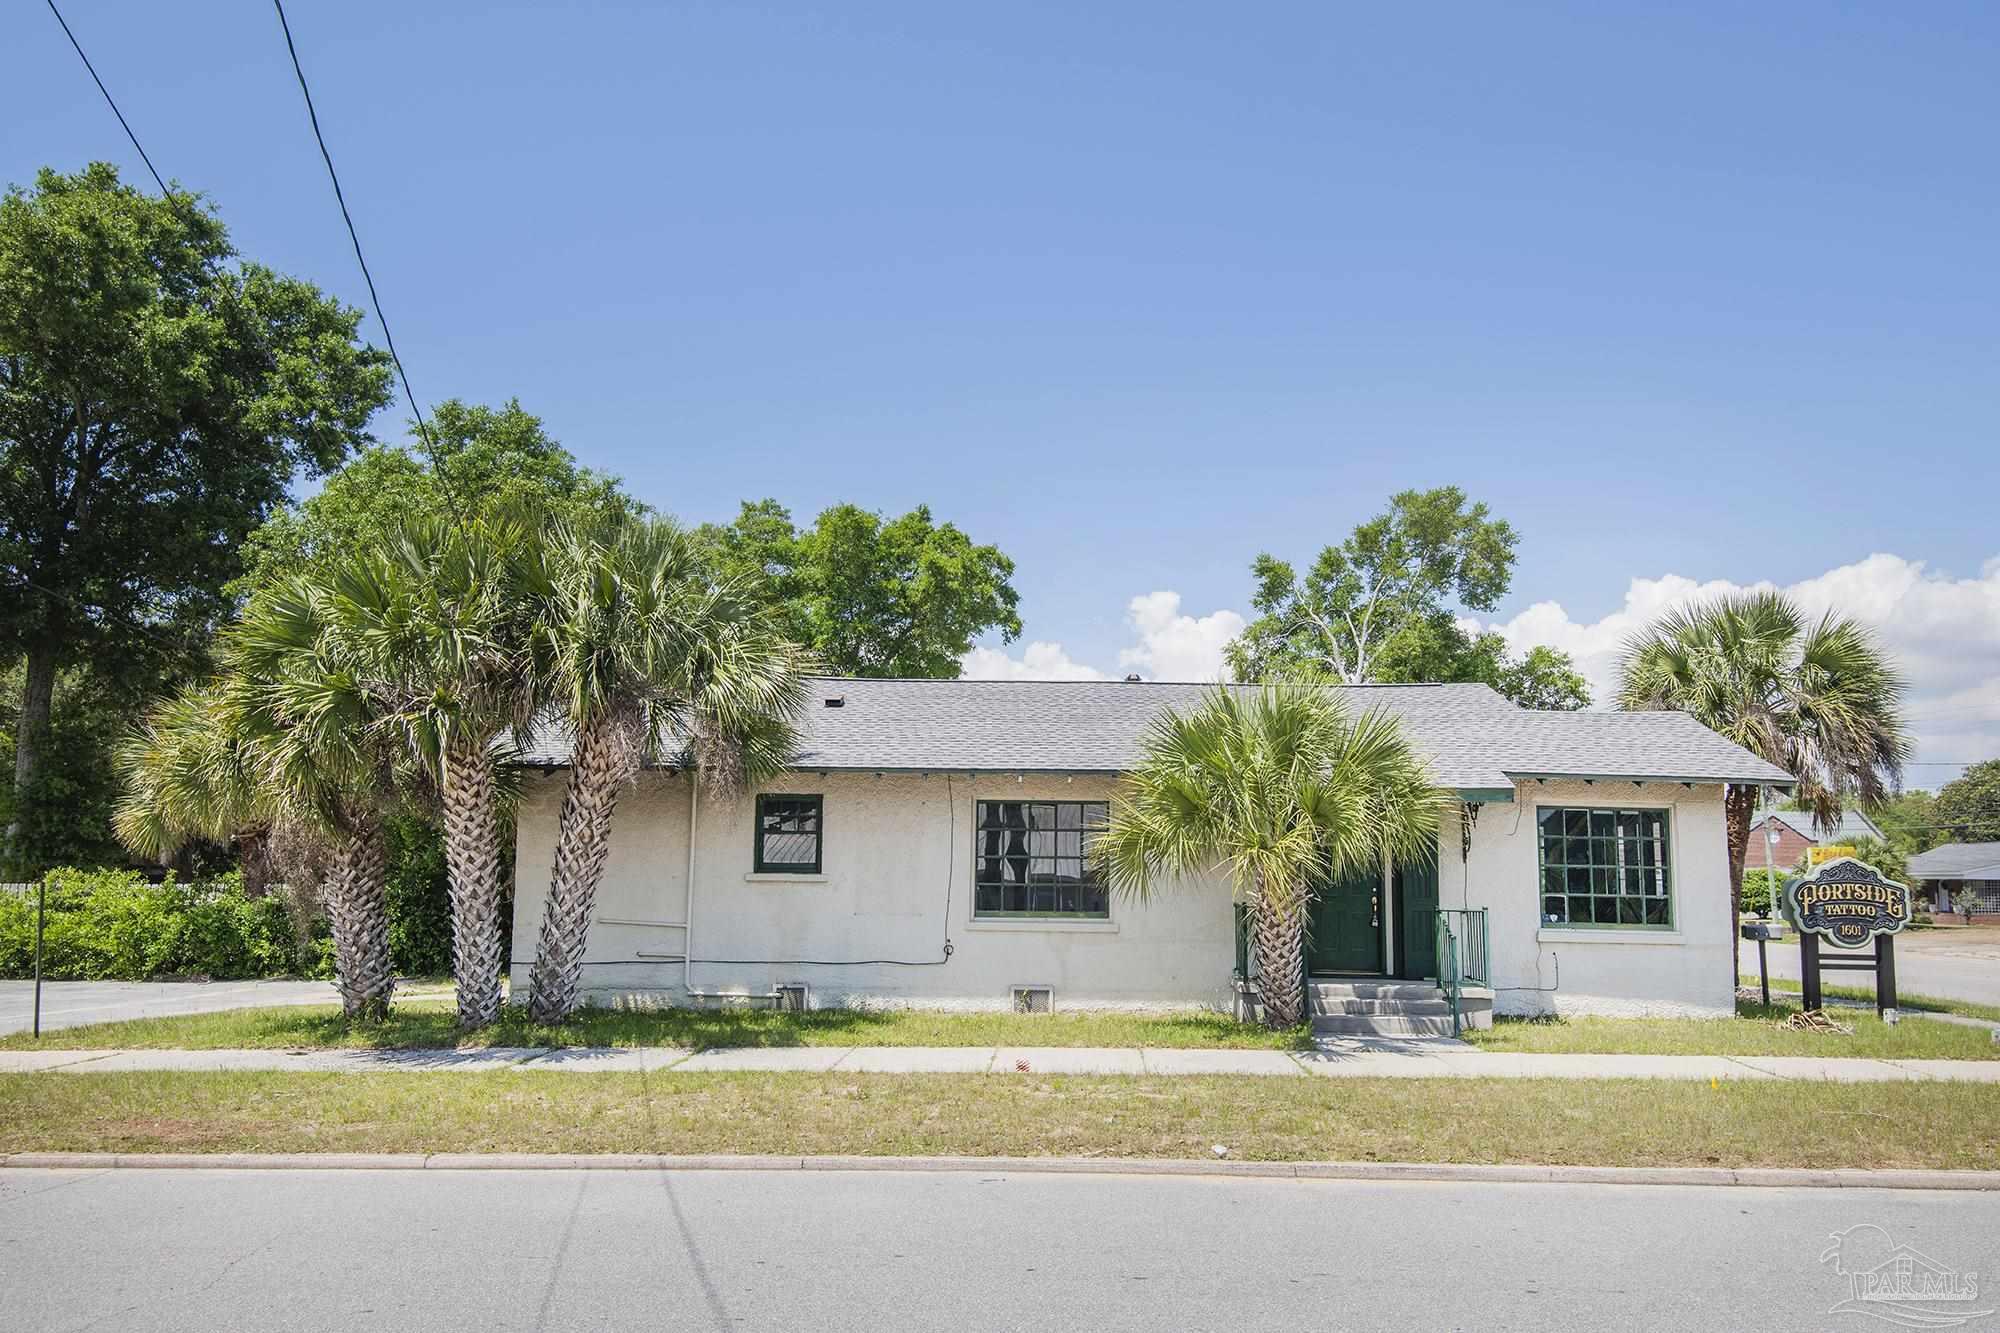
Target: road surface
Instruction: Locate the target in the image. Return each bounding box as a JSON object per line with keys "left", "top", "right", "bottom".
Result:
{"left": 0, "top": 980, "right": 342, "bottom": 1036}
{"left": 1741, "top": 925, "right": 2000, "bottom": 1008}
{"left": 3, "top": 1167, "right": 1996, "bottom": 1331}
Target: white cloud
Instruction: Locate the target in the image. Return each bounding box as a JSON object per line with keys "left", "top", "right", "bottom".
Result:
{"left": 959, "top": 641, "right": 1108, "bottom": 681}
{"left": 959, "top": 591, "right": 1244, "bottom": 684}
{"left": 960, "top": 553, "right": 1997, "bottom": 782}
{"left": 1117, "top": 591, "right": 1247, "bottom": 683}
{"left": 1469, "top": 553, "right": 2000, "bottom": 783}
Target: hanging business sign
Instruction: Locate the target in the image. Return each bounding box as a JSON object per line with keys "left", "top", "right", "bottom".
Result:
{"left": 1784, "top": 857, "right": 1912, "bottom": 948}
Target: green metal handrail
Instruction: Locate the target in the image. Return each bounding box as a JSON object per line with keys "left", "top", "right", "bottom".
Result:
{"left": 1433, "top": 908, "right": 1489, "bottom": 1036}
{"left": 1434, "top": 913, "right": 1461, "bottom": 1035}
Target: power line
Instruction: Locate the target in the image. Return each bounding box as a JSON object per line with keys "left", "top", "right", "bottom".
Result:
{"left": 43, "top": 0, "right": 170, "bottom": 195}
{"left": 269, "top": 0, "right": 464, "bottom": 522}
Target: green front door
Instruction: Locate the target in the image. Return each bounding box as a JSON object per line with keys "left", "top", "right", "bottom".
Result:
{"left": 1307, "top": 866, "right": 1383, "bottom": 974}
{"left": 1395, "top": 860, "right": 1439, "bottom": 980}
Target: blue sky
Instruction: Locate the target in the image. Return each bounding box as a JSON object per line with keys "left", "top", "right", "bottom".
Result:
{"left": 10, "top": 2, "right": 1997, "bottom": 779}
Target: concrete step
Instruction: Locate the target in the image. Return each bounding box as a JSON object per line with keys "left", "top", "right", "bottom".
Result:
{"left": 1312, "top": 997, "right": 1452, "bottom": 1017}
{"left": 1306, "top": 981, "right": 1440, "bottom": 1002}
{"left": 1311, "top": 1014, "right": 1460, "bottom": 1037}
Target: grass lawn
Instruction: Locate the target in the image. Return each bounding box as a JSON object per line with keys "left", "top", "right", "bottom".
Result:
{"left": 1465, "top": 998, "right": 2000, "bottom": 1059}
{"left": 0, "top": 1070, "right": 1994, "bottom": 1170}
{"left": 0, "top": 1002, "right": 1313, "bottom": 1052}
{"left": 1738, "top": 973, "right": 2000, "bottom": 1025}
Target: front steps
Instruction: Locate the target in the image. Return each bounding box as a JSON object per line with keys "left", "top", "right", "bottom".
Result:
{"left": 1308, "top": 980, "right": 1491, "bottom": 1036}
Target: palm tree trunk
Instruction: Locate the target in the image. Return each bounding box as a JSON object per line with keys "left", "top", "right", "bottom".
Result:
{"left": 323, "top": 822, "right": 395, "bottom": 1021}
{"left": 1251, "top": 876, "right": 1307, "bottom": 1028}
{"left": 440, "top": 737, "right": 507, "bottom": 1028}
{"left": 1724, "top": 783, "right": 1758, "bottom": 999}
{"left": 529, "top": 707, "right": 643, "bottom": 1023}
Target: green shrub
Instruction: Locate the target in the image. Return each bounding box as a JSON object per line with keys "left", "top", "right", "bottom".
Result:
{"left": 385, "top": 814, "right": 453, "bottom": 976}
{"left": 0, "top": 867, "right": 314, "bottom": 980}
{"left": 1739, "top": 867, "right": 1788, "bottom": 916}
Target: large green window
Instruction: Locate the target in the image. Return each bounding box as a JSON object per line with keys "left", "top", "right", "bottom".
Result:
{"left": 1538, "top": 807, "right": 1672, "bottom": 928}
{"left": 974, "top": 800, "right": 1109, "bottom": 918}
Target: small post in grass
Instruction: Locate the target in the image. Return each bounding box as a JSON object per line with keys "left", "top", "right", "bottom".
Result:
{"left": 33, "top": 875, "right": 46, "bottom": 1039}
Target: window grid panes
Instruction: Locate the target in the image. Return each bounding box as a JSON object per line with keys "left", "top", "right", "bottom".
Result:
{"left": 1537, "top": 807, "right": 1672, "bottom": 928}
{"left": 974, "top": 801, "right": 1109, "bottom": 918}
{"left": 755, "top": 795, "right": 822, "bottom": 873}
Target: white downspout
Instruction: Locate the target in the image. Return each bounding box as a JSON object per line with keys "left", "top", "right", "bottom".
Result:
{"left": 681, "top": 770, "right": 699, "bottom": 999}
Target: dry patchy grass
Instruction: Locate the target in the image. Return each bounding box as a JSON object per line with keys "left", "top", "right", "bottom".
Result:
{"left": 0, "top": 1072, "right": 1995, "bottom": 1170}
{"left": 0, "top": 1003, "right": 1310, "bottom": 1052}
{"left": 1466, "top": 999, "right": 2000, "bottom": 1059}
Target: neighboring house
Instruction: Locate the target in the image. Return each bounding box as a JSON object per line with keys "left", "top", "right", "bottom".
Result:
{"left": 1746, "top": 807, "right": 1885, "bottom": 869}
{"left": 1907, "top": 843, "right": 2000, "bottom": 919}
{"left": 510, "top": 678, "right": 1791, "bottom": 1020}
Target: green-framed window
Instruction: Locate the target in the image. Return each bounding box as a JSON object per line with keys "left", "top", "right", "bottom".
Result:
{"left": 974, "top": 800, "right": 1109, "bottom": 918}
{"left": 755, "top": 794, "right": 823, "bottom": 873}
{"left": 1538, "top": 806, "right": 1672, "bottom": 928}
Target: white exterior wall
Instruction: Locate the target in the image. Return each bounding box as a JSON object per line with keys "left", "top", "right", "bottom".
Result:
{"left": 507, "top": 771, "right": 1240, "bottom": 1012}
{"left": 1441, "top": 780, "right": 1736, "bottom": 1019}
{"left": 508, "top": 772, "right": 1737, "bottom": 1017}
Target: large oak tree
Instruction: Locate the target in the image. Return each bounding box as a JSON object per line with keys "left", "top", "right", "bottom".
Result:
{"left": 0, "top": 164, "right": 391, "bottom": 872}
{"left": 697, "top": 499, "right": 1021, "bottom": 678}
{"left": 1227, "top": 487, "right": 1590, "bottom": 709}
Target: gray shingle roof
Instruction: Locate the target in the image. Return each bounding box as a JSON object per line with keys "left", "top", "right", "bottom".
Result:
{"left": 1754, "top": 808, "right": 1885, "bottom": 844}
{"left": 519, "top": 677, "right": 1793, "bottom": 792}
{"left": 1908, "top": 843, "right": 2000, "bottom": 881}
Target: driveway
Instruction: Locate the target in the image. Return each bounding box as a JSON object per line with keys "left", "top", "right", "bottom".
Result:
{"left": 4, "top": 1167, "right": 1996, "bottom": 1331}
{"left": 1740, "top": 924, "right": 2000, "bottom": 1008}
{"left": 0, "top": 979, "right": 341, "bottom": 1036}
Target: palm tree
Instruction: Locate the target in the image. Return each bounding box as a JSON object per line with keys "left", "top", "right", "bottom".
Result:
{"left": 113, "top": 678, "right": 398, "bottom": 1021}
{"left": 1617, "top": 591, "right": 1909, "bottom": 985}
{"left": 1093, "top": 683, "right": 1442, "bottom": 1028}
{"left": 312, "top": 517, "right": 535, "bottom": 1029}
{"left": 523, "top": 517, "right": 808, "bottom": 1023}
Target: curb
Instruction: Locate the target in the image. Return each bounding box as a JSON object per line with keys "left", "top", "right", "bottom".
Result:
{"left": 3, "top": 1152, "right": 1996, "bottom": 1190}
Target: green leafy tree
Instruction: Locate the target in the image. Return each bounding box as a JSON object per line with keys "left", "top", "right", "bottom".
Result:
{"left": 1934, "top": 760, "right": 2000, "bottom": 844}
{"left": 1491, "top": 643, "right": 1592, "bottom": 711}
{"left": 697, "top": 500, "right": 1021, "bottom": 677}
{"left": 1227, "top": 487, "right": 1588, "bottom": 707}
{"left": 235, "top": 398, "right": 635, "bottom": 594}
{"left": 1093, "top": 684, "right": 1442, "bottom": 1029}
{"left": 1618, "top": 591, "right": 1909, "bottom": 991}
{"left": 0, "top": 165, "right": 392, "bottom": 870}
{"left": 524, "top": 516, "right": 807, "bottom": 1021}
{"left": 0, "top": 662, "right": 131, "bottom": 871}
{"left": 1866, "top": 789, "right": 1939, "bottom": 858}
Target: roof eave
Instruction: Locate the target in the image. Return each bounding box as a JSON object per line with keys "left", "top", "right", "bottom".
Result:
{"left": 1507, "top": 771, "right": 1793, "bottom": 789}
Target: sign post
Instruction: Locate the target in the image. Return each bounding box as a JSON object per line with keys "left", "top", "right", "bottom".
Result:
{"left": 1783, "top": 857, "right": 1912, "bottom": 1018}
{"left": 33, "top": 876, "right": 46, "bottom": 1040}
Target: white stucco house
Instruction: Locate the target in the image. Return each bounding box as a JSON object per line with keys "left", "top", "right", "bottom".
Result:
{"left": 509, "top": 678, "right": 1791, "bottom": 1022}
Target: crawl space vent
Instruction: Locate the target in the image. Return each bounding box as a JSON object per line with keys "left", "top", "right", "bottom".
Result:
{"left": 1011, "top": 986, "right": 1053, "bottom": 1014}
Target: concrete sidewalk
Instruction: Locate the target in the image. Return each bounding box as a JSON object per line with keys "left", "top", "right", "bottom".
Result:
{"left": 5, "top": 1042, "right": 2000, "bottom": 1081}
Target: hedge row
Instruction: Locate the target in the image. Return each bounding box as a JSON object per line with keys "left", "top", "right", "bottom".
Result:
{"left": 0, "top": 868, "right": 331, "bottom": 981}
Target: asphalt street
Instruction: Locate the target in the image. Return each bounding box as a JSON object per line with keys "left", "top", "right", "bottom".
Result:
{"left": 1740, "top": 929, "right": 2000, "bottom": 1008}
{"left": 0, "top": 980, "right": 342, "bottom": 1036}
{"left": 3, "top": 1168, "right": 1996, "bottom": 1331}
